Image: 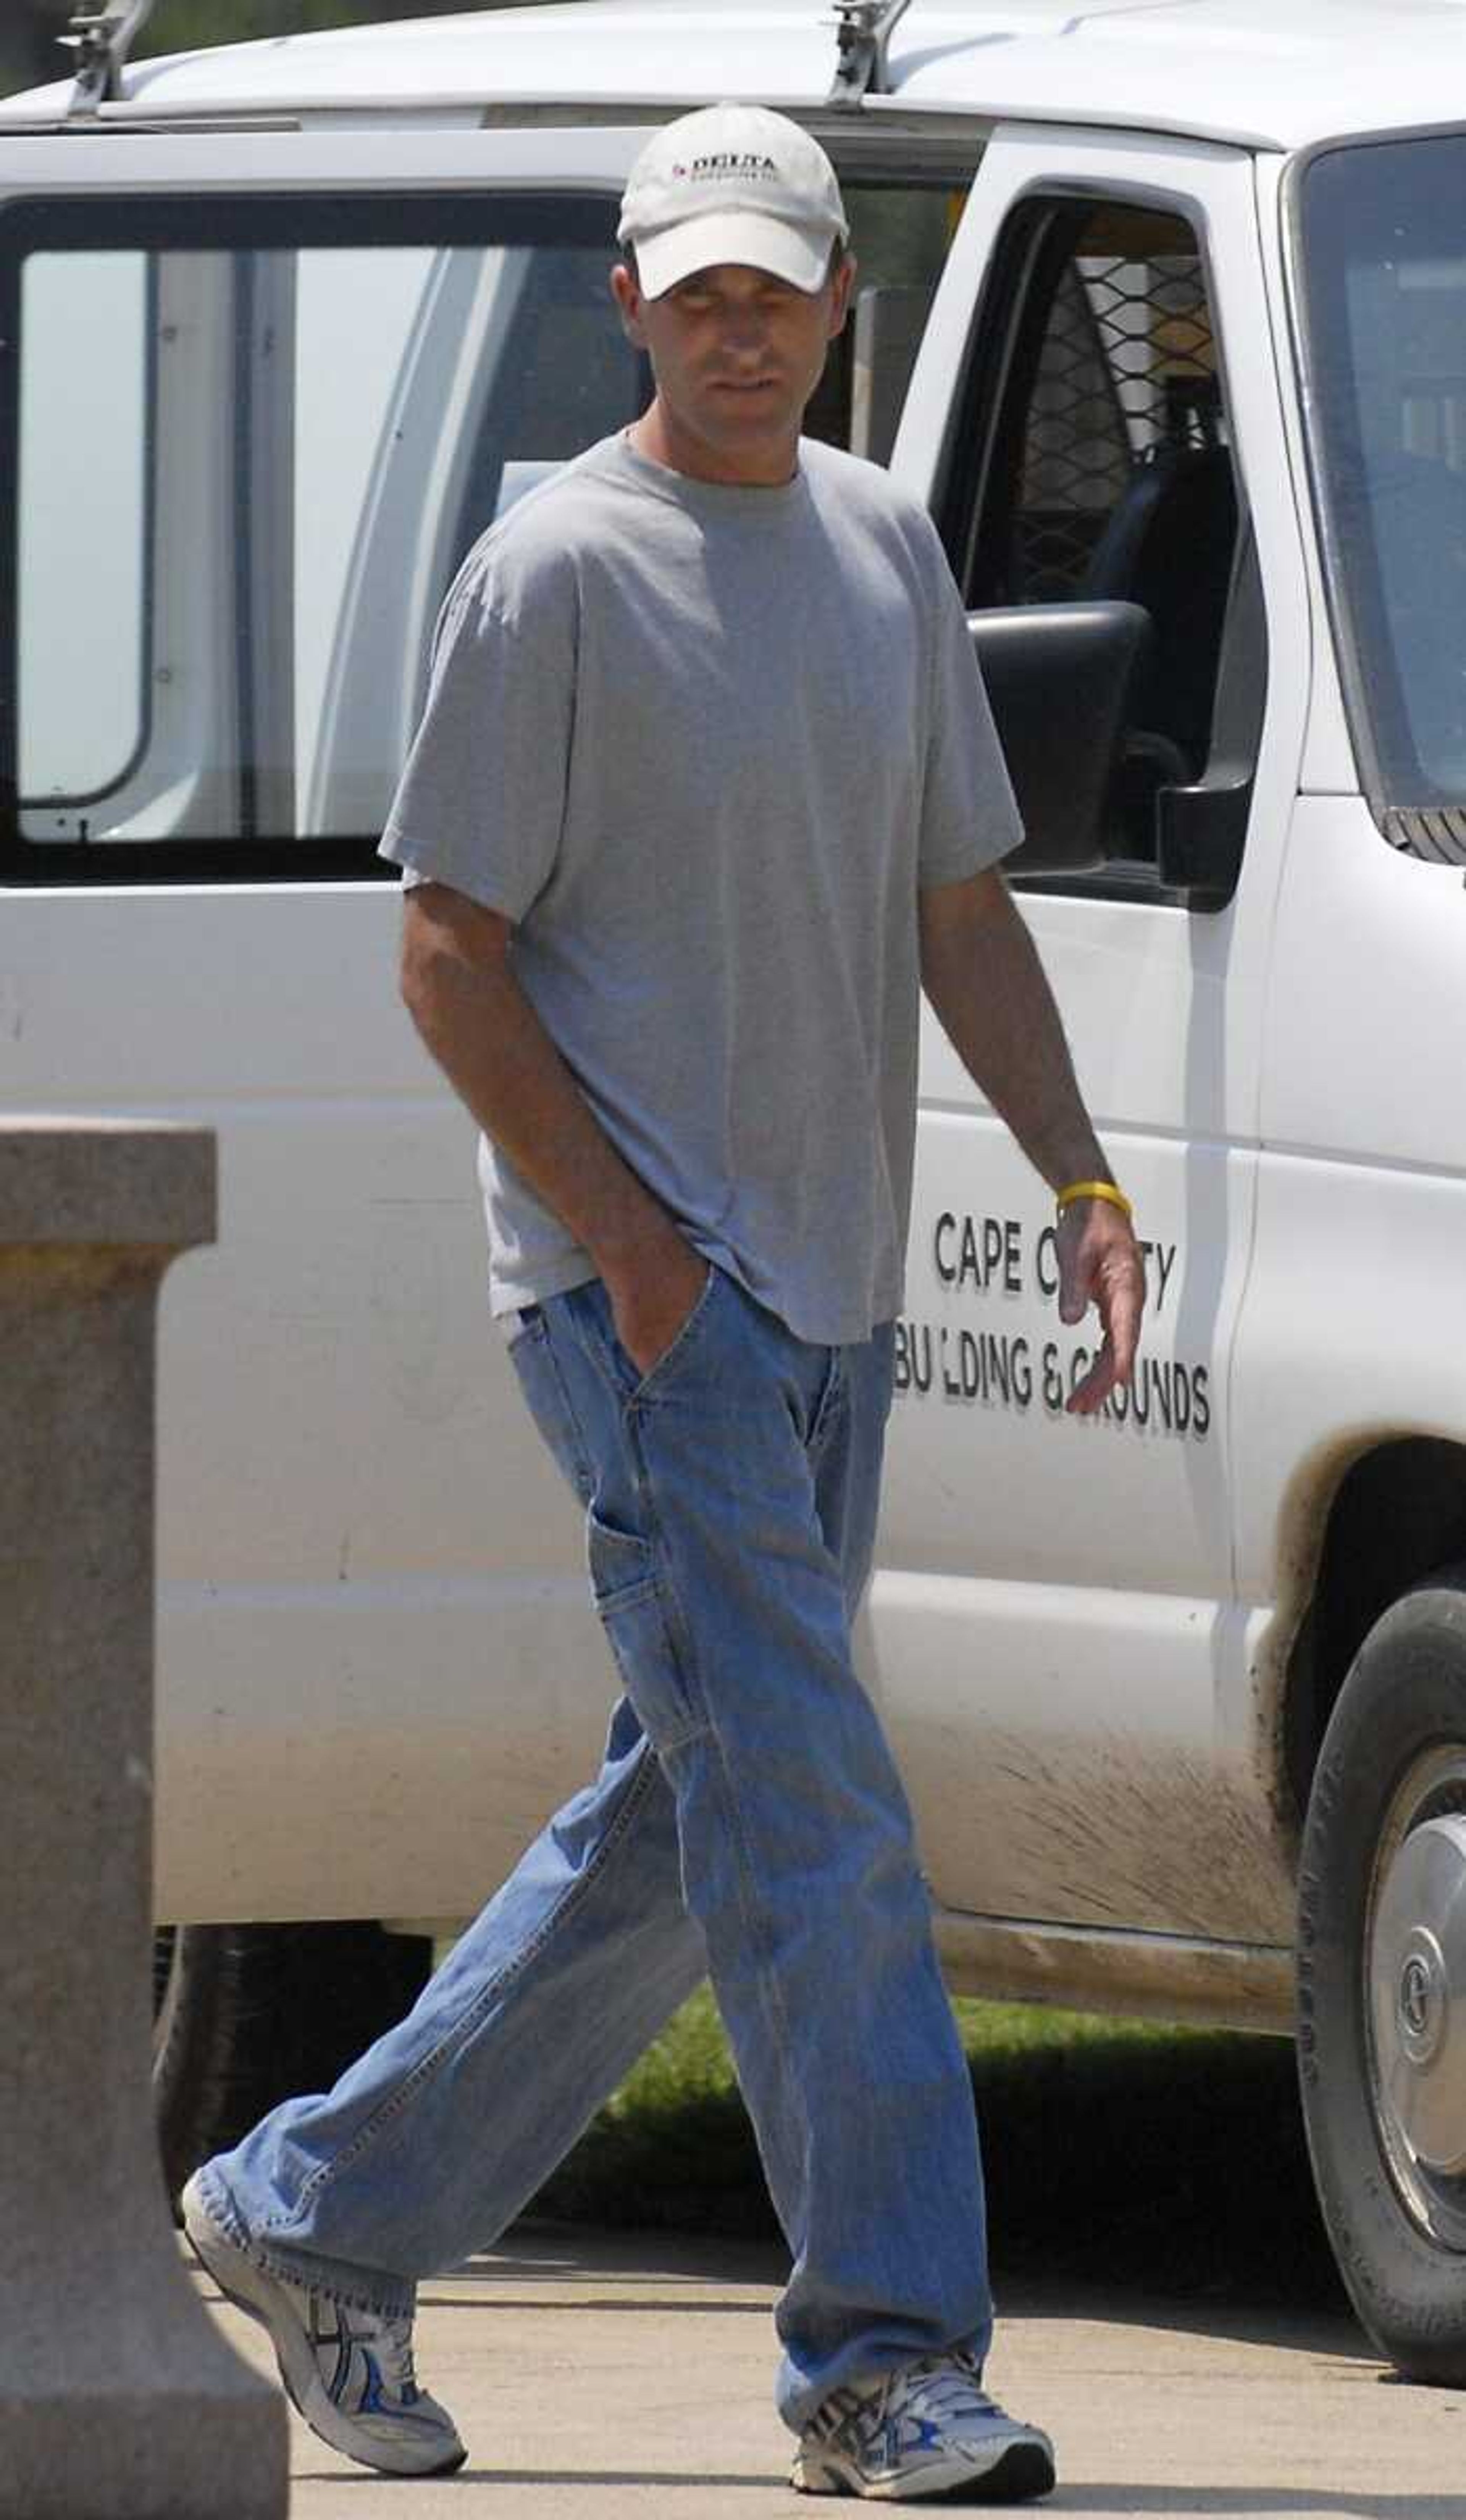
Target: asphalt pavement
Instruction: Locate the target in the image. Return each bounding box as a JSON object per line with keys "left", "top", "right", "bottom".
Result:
{"left": 185, "top": 2223, "right": 1466, "bottom": 2518}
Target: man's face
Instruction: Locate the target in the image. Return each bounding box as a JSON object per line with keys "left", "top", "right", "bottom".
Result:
{"left": 612, "top": 253, "right": 855, "bottom": 485}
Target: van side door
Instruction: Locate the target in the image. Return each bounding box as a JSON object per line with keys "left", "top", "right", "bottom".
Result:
{"left": 1, "top": 129, "right": 657, "bottom": 1926}
{"left": 870, "top": 126, "right": 1311, "bottom": 1983}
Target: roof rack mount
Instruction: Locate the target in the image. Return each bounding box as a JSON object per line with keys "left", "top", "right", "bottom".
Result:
{"left": 828, "top": 0, "right": 915, "bottom": 106}
{"left": 55, "top": 0, "right": 907, "bottom": 120}
{"left": 61, "top": 0, "right": 158, "bottom": 118}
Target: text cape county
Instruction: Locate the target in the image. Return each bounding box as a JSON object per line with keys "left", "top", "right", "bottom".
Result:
{"left": 896, "top": 1207, "right": 1211, "bottom": 1441}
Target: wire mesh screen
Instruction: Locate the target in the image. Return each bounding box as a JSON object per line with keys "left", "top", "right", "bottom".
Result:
{"left": 1015, "top": 212, "right": 1222, "bottom": 601}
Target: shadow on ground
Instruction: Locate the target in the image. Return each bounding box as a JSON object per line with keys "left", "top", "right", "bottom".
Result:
{"left": 529, "top": 2015, "right": 1345, "bottom": 2323}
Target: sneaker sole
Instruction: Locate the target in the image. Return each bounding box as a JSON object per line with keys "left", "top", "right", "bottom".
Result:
{"left": 791, "top": 2437, "right": 1056, "bottom": 2504}
{"left": 181, "top": 2182, "right": 467, "bottom": 2479}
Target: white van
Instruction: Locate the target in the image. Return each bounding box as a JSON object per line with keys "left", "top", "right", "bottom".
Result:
{"left": 8, "top": 0, "right": 1466, "bottom": 2388}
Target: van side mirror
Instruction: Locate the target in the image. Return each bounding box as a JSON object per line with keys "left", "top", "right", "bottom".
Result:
{"left": 966, "top": 602, "right": 1149, "bottom": 876}
{"left": 1153, "top": 524, "right": 1265, "bottom": 911}
{"left": 1154, "top": 776, "right": 1251, "bottom": 906}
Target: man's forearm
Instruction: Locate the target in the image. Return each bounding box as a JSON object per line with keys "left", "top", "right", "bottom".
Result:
{"left": 400, "top": 883, "right": 706, "bottom": 1372}
{"left": 401, "top": 893, "right": 672, "bottom": 1273}
{"left": 919, "top": 879, "right": 1113, "bottom": 1193}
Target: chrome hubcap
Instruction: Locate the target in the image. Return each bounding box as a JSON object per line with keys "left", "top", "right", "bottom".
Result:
{"left": 1368, "top": 1753, "right": 1466, "bottom": 2247}
{"left": 1397, "top": 1933, "right": 1445, "bottom": 2063}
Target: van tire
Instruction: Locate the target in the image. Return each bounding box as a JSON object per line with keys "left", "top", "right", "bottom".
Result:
{"left": 152, "top": 1921, "right": 434, "bottom": 2214}
{"left": 1297, "top": 1571, "right": 1466, "bottom": 2381}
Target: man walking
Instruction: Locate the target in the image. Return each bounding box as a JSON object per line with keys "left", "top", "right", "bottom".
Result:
{"left": 184, "top": 103, "right": 1143, "bottom": 2504}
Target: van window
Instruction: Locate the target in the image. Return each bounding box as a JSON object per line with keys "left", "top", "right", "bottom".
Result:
{"left": 19, "top": 250, "right": 149, "bottom": 804}
{"left": 1298, "top": 133, "right": 1466, "bottom": 856}
{"left": 2, "top": 176, "right": 960, "bottom": 887}
{"left": 2, "top": 194, "right": 644, "bottom": 882}
{"left": 806, "top": 181, "right": 961, "bottom": 465}
{"left": 947, "top": 196, "right": 1250, "bottom": 878}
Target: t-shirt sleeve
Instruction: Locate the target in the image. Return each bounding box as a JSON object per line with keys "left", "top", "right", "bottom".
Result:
{"left": 377, "top": 534, "right": 575, "bottom": 920}
{"left": 917, "top": 539, "right": 1025, "bottom": 890}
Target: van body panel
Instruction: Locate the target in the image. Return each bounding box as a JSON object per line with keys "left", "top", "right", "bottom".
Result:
{"left": 4, "top": 883, "right": 606, "bottom": 1919}
{"left": 1236, "top": 795, "right": 1466, "bottom": 1610}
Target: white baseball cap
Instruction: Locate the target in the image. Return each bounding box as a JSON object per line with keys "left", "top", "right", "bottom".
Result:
{"left": 617, "top": 103, "right": 849, "bottom": 300}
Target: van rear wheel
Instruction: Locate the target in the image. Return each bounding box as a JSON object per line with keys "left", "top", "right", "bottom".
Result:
{"left": 1298, "top": 1571, "right": 1466, "bottom": 2380}
{"left": 152, "top": 1921, "right": 434, "bottom": 2213}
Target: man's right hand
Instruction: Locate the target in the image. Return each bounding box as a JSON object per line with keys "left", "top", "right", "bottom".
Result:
{"left": 602, "top": 1231, "right": 709, "bottom": 1381}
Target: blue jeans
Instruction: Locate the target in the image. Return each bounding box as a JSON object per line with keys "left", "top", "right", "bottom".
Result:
{"left": 195, "top": 1266, "right": 993, "bottom": 2428}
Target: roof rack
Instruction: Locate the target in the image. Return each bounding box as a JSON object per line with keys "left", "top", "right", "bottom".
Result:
{"left": 828, "top": 0, "right": 915, "bottom": 106}
{"left": 61, "top": 0, "right": 158, "bottom": 118}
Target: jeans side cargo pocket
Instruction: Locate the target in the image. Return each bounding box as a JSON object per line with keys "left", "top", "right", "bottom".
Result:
{"left": 586, "top": 1508, "right": 704, "bottom": 1754}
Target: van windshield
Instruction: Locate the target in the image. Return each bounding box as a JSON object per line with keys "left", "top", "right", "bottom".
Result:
{"left": 1298, "top": 134, "right": 1466, "bottom": 834}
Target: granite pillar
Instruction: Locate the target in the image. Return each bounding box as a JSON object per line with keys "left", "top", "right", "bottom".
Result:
{"left": 0, "top": 1120, "right": 287, "bottom": 2518}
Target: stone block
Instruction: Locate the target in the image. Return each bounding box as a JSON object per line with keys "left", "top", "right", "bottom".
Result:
{"left": 0, "top": 1120, "right": 287, "bottom": 2518}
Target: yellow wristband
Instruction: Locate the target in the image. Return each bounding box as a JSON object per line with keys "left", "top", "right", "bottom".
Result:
{"left": 1055, "top": 1179, "right": 1133, "bottom": 1221}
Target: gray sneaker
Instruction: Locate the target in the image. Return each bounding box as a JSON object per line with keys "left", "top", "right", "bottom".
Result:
{"left": 792, "top": 2348, "right": 1055, "bottom": 2502}
{"left": 181, "top": 2173, "right": 466, "bottom": 2477}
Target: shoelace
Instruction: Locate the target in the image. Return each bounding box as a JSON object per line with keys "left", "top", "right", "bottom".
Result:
{"left": 323, "top": 2297, "right": 419, "bottom": 2400}
{"left": 864, "top": 2347, "right": 994, "bottom": 2436}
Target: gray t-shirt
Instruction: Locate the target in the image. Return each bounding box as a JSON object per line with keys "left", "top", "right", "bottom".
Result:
{"left": 380, "top": 431, "right": 1021, "bottom": 1344}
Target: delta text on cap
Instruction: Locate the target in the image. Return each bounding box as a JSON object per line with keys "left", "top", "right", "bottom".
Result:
{"left": 617, "top": 103, "right": 849, "bottom": 300}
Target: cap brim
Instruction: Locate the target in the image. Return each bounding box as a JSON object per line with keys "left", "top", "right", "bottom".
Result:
{"left": 628, "top": 210, "right": 836, "bottom": 300}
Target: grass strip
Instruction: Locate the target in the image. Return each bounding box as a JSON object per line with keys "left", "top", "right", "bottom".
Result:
{"left": 530, "top": 1986, "right": 1343, "bottom": 2309}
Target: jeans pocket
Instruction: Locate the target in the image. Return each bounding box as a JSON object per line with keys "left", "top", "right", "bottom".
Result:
{"left": 625, "top": 1263, "right": 722, "bottom": 1405}
{"left": 586, "top": 1509, "right": 659, "bottom": 1610}
{"left": 586, "top": 1508, "right": 703, "bottom": 1751}
{"left": 508, "top": 1308, "right": 596, "bottom": 1502}
{"left": 573, "top": 1264, "right": 722, "bottom": 1408}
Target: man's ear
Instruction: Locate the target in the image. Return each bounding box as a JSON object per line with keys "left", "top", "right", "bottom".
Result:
{"left": 827, "top": 252, "right": 857, "bottom": 341}
{"left": 610, "top": 261, "right": 649, "bottom": 347}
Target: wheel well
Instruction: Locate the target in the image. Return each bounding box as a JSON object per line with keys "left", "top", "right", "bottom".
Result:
{"left": 1285, "top": 1437, "right": 1466, "bottom": 1821}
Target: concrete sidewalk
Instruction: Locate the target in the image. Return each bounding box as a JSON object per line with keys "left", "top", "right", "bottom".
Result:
{"left": 185, "top": 2224, "right": 1466, "bottom": 2517}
